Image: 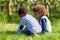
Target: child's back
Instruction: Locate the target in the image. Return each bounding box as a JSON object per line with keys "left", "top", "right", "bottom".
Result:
{"left": 21, "top": 14, "right": 42, "bottom": 34}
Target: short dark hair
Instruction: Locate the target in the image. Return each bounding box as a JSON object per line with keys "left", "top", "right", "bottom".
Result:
{"left": 18, "top": 7, "right": 28, "bottom": 15}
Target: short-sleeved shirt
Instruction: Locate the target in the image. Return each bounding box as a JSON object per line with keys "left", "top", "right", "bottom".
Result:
{"left": 19, "top": 14, "right": 42, "bottom": 34}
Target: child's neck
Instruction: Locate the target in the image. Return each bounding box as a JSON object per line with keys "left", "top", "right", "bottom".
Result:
{"left": 22, "top": 14, "right": 27, "bottom": 17}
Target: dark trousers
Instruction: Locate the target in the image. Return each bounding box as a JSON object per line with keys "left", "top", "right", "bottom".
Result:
{"left": 23, "top": 29, "right": 33, "bottom": 35}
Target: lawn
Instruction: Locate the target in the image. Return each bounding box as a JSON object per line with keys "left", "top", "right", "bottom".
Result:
{"left": 0, "top": 12, "right": 60, "bottom": 40}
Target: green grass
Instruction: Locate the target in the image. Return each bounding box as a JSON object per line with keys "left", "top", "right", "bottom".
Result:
{"left": 0, "top": 12, "right": 60, "bottom": 40}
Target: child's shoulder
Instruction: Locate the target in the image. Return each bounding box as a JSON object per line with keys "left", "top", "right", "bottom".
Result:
{"left": 41, "top": 16, "right": 47, "bottom": 19}
{"left": 22, "top": 14, "right": 34, "bottom": 19}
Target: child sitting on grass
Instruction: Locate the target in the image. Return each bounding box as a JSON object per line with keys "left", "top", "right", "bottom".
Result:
{"left": 32, "top": 4, "right": 52, "bottom": 34}
{"left": 17, "top": 7, "right": 42, "bottom": 35}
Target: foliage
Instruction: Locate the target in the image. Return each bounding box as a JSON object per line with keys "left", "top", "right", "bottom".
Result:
{"left": 0, "top": 0, "right": 60, "bottom": 40}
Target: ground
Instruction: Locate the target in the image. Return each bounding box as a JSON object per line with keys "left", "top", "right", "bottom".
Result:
{"left": 0, "top": 13, "right": 60, "bottom": 40}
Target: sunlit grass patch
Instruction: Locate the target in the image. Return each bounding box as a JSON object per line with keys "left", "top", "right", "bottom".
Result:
{"left": 0, "top": 23, "right": 18, "bottom": 32}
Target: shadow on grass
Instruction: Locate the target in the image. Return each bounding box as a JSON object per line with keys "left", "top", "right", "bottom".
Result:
{"left": 0, "top": 31, "right": 16, "bottom": 35}
{"left": 0, "top": 31, "right": 36, "bottom": 36}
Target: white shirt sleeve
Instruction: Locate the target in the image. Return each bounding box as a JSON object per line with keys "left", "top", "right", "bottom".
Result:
{"left": 17, "top": 18, "right": 26, "bottom": 34}
{"left": 20, "top": 18, "right": 26, "bottom": 25}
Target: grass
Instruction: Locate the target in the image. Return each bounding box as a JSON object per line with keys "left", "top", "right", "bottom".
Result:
{"left": 0, "top": 12, "right": 60, "bottom": 40}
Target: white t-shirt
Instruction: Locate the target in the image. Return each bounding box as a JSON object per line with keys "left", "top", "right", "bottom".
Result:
{"left": 40, "top": 16, "right": 52, "bottom": 33}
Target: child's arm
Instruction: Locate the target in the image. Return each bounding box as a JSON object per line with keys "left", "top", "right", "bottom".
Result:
{"left": 41, "top": 18, "right": 47, "bottom": 33}
{"left": 17, "top": 18, "right": 26, "bottom": 34}
{"left": 17, "top": 25, "right": 24, "bottom": 34}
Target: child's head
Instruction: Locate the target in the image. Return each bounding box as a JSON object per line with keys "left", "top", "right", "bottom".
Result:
{"left": 32, "top": 4, "right": 48, "bottom": 19}
{"left": 18, "top": 7, "right": 28, "bottom": 17}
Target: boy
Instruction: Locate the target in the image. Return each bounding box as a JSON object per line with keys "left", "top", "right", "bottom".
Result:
{"left": 17, "top": 7, "right": 42, "bottom": 35}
